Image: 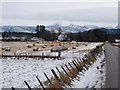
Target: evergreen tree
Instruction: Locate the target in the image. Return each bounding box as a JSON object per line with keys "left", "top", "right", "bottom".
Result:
{"left": 58, "top": 28, "right": 62, "bottom": 35}
{"left": 35, "top": 25, "right": 40, "bottom": 37}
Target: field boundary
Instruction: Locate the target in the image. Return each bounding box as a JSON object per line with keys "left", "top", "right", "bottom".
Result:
{"left": 10, "top": 44, "right": 103, "bottom": 90}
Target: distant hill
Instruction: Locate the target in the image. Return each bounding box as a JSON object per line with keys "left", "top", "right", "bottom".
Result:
{"left": 0, "top": 26, "right": 36, "bottom": 33}
{"left": 0, "top": 24, "right": 119, "bottom": 35}
{"left": 46, "top": 24, "right": 99, "bottom": 33}
{"left": 91, "top": 28, "right": 120, "bottom": 35}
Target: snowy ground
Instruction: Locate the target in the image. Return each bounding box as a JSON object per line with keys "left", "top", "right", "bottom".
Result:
{"left": 70, "top": 51, "right": 106, "bottom": 88}
{"left": 1, "top": 42, "right": 103, "bottom": 88}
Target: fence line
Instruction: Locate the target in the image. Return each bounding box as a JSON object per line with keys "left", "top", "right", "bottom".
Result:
{"left": 2, "top": 52, "right": 60, "bottom": 59}
{"left": 11, "top": 44, "right": 103, "bottom": 89}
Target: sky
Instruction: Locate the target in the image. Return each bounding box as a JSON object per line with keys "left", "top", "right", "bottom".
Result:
{"left": 0, "top": 0, "right": 119, "bottom": 27}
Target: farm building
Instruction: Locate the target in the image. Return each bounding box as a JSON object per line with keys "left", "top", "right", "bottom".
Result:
{"left": 58, "top": 33, "right": 68, "bottom": 41}
{"left": 31, "top": 37, "right": 44, "bottom": 42}
{"left": 115, "top": 39, "right": 120, "bottom": 43}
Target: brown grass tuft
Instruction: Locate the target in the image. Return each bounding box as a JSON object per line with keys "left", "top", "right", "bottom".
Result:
{"left": 43, "top": 45, "right": 103, "bottom": 89}
{"left": 59, "top": 72, "right": 71, "bottom": 86}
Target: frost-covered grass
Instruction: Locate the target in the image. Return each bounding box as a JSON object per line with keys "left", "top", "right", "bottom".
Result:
{"left": 1, "top": 42, "right": 102, "bottom": 88}
{"left": 71, "top": 51, "right": 106, "bottom": 88}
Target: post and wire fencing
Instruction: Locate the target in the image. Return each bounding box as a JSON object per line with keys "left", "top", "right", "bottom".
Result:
{"left": 10, "top": 44, "right": 103, "bottom": 90}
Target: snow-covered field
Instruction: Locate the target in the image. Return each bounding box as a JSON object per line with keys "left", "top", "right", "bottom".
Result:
{"left": 1, "top": 42, "right": 104, "bottom": 88}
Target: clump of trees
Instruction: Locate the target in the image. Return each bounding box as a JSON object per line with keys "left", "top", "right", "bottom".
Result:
{"left": 35, "top": 25, "right": 72, "bottom": 41}
{"left": 35, "top": 25, "right": 58, "bottom": 41}
{"left": 35, "top": 25, "right": 119, "bottom": 42}
{"left": 2, "top": 25, "right": 119, "bottom": 42}
{"left": 76, "top": 29, "right": 108, "bottom": 42}
{"left": 36, "top": 25, "right": 47, "bottom": 40}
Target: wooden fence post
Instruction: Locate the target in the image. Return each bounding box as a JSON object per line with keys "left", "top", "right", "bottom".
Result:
{"left": 77, "top": 59, "right": 83, "bottom": 68}
{"left": 80, "top": 58, "right": 89, "bottom": 70}
{"left": 56, "top": 67, "right": 61, "bottom": 75}
{"left": 51, "top": 69, "right": 60, "bottom": 81}
{"left": 74, "top": 60, "right": 81, "bottom": 68}
{"left": 24, "top": 81, "right": 32, "bottom": 90}
{"left": 44, "top": 72, "right": 52, "bottom": 85}
{"left": 58, "top": 51, "right": 61, "bottom": 57}
{"left": 72, "top": 61, "right": 80, "bottom": 71}
{"left": 11, "top": 87, "right": 15, "bottom": 90}
{"left": 61, "top": 66, "right": 68, "bottom": 76}
{"left": 68, "top": 62, "right": 75, "bottom": 71}
{"left": 76, "top": 59, "right": 85, "bottom": 72}
{"left": 65, "top": 64, "right": 72, "bottom": 74}
{"left": 77, "top": 59, "right": 81, "bottom": 65}
{"left": 36, "top": 76, "right": 46, "bottom": 90}
{"left": 74, "top": 60, "right": 79, "bottom": 67}
{"left": 56, "top": 67, "right": 69, "bottom": 86}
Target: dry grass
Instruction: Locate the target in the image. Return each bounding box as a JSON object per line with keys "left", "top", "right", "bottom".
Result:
{"left": 44, "top": 67, "right": 81, "bottom": 89}
{"left": 42, "top": 45, "right": 103, "bottom": 89}
{"left": 44, "top": 67, "right": 80, "bottom": 89}
{"left": 1, "top": 41, "right": 86, "bottom": 56}
{"left": 68, "top": 67, "right": 79, "bottom": 79}
{"left": 59, "top": 72, "right": 71, "bottom": 86}
{"left": 2, "top": 41, "right": 103, "bottom": 89}
{"left": 45, "top": 76, "right": 65, "bottom": 89}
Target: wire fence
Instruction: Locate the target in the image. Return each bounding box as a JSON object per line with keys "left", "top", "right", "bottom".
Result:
{"left": 3, "top": 44, "right": 103, "bottom": 90}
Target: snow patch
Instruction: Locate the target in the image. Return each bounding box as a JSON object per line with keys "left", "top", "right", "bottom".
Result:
{"left": 71, "top": 52, "right": 106, "bottom": 88}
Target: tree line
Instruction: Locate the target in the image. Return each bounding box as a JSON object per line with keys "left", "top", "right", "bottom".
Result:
{"left": 36, "top": 25, "right": 120, "bottom": 42}
{"left": 2, "top": 25, "right": 120, "bottom": 42}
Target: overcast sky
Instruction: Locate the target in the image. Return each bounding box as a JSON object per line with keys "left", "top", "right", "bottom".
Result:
{"left": 1, "top": 0, "right": 119, "bottom": 27}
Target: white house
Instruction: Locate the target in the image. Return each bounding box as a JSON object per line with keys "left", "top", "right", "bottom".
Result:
{"left": 115, "top": 39, "right": 120, "bottom": 43}
{"left": 58, "top": 33, "right": 68, "bottom": 41}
